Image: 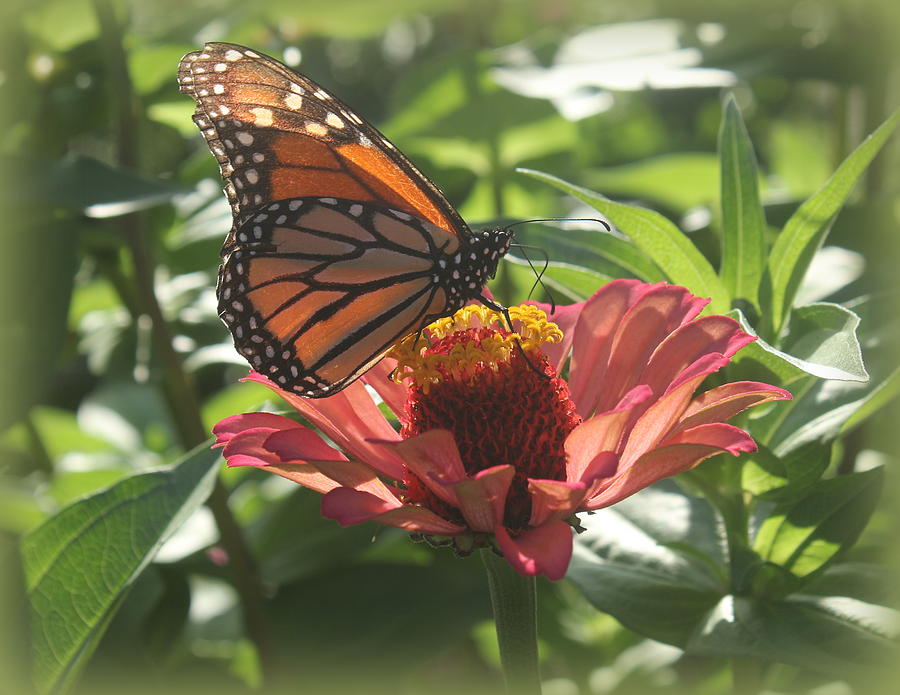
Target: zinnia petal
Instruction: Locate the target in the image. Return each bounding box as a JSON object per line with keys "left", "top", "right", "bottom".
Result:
{"left": 374, "top": 429, "right": 467, "bottom": 506}
{"left": 212, "top": 412, "right": 300, "bottom": 447}
{"left": 494, "top": 521, "right": 574, "bottom": 581}
{"left": 585, "top": 423, "right": 756, "bottom": 509}
{"left": 528, "top": 479, "right": 587, "bottom": 526}
{"left": 321, "top": 487, "right": 465, "bottom": 535}
{"left": 448, "top": 465, "right": 515, "bottom": 532}
{"left": 675, "top": 381, "right": 792, "bottom": 433}
{"left": 244, "top": 372, "right": 407, "bottom": 480}
{"left": 641, "top": 315, "right": 755, "bottom": 396}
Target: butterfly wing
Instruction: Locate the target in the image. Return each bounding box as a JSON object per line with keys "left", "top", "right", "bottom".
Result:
{"left": 177, "top": 42, "right": 468, "bottom": 243}
{"left": 219, "top": 197, "right": 463, "bottom": 397}
{"left": 179, "top": 42, "right": 510, "bottom": 397}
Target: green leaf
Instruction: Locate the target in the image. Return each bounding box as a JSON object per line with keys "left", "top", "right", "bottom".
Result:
{"left": 686, "top": 594, "right": 899, "bottom": 678}
{"left": 781, "top": 303, "right": 868, "bottom": 382}
{"left": 729, "top": 306, "right": 867, "bottom": 383}
{"left": 763, "top": 109, "right": 900, "bottom": 336}
{"left": 586, "top": 152, "right": 720, "bottom": 212}
{"left": 718, "top": 94, "right": 767, "bottom": 310}
{"left": 838, "top": 366, "right": 900, "bottom": 437}
{"left": 568, "top": 481, "right": 725, "bottom": 646}
{"left": 519, "top": 168, "right": 729, "bottom": 312}
{"left": 753, "top": 467, "right": 883, "bottom": 580}
{"left": 21, "top": 444, "right": 221, "bottom": 694}
{"left": 510, "top": 222, "right": 666, "bottom": 283}
{"left": 742, "top": 441, "right": 831, "bottom": 503}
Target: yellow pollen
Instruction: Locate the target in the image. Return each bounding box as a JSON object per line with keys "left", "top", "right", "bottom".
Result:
{"left": 389, "top": 304, "right": 563, "bottom": 392}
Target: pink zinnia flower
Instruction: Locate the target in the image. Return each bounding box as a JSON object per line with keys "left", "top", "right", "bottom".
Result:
{"left": 213, "top": 280, "right": 790, "bottom": 580}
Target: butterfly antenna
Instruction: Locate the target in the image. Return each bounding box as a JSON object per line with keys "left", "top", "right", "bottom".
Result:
{"left": 505, "top": 217, "right": 611, "bottom": 232}
{"left": 510, "top": 243, "right": 556, "bottom": 314}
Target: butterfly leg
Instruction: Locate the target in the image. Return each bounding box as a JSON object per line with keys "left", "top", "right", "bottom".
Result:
{"left": 477, "top": 295, "right": 550, "bottom": 382}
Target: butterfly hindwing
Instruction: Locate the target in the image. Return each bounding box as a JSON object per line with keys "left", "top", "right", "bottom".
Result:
{"left": 218, "top": 197, "right": 465, "bottom": 397}
{"left": 177, "top": 42, "right": 467, "bottom": 240}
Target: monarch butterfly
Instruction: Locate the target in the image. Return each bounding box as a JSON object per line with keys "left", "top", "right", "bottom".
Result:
{"left": 178, "top": 42, "right": 513, "bottom": 397}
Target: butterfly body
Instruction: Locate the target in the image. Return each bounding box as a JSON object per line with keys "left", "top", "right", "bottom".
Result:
{"left": 179, "top": 43, "right": 511, "bottom": 397}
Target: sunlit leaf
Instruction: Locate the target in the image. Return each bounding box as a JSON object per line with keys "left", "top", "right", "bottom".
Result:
{"left": 587, "top": 153, "right": 720, "bottom": 212}
{"left": 519, "top": 169, "right": 728, "bottom": 311}
{"left": 753, "top": 467, "right": 883, "bottom": 579}
{"left": 686, "top": 593, "right": 898, "bottom": 678}
{"left": 22, "top": 444, "right": 221, "bottom": 694}
{"left": 762, "top": 109, "right": 899, "bottom": 336}
{"left": 719, "top": 94, "right": 766, "bottom": 310}
{"left": 568, "top": 481, "right": 725, "bottom": 646}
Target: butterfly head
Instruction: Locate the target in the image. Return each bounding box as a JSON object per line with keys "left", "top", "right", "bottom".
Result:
{"left": 467, "top": 227, "right": 513, "bottom": 281}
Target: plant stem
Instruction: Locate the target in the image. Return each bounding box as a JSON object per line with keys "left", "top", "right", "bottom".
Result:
{"left": 481, "top": 549, "right": 542, "bottom": 695}
{"left": 92, "top": 0, "right": 271, "bottom": 678}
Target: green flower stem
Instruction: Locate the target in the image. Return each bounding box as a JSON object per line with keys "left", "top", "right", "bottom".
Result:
{"left": 481, "top": 549, "right": 542, "bottom": 695}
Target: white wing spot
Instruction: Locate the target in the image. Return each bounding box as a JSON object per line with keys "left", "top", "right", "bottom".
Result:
{"left": 284, "top": 93, "right": 304, "bottom": 110}
{"left": 349, "top": 204, "right": 363, "bottom": 217}
{"left": 390, "top": 209, "right": 412, "bottom": 220}
{"left": 219, "top": 105, "right": 231, "bottom": 115}
{"left": 358, "top": 134, "right": 371, "bottom": 147}
{"left": 245, "top": 169, "right": 259, "bottom": 184}
{"left": 244, "top": 50, "right": 259, "bottom": 58}
{"left": 288, "top": 200, "right": 303, "bottom": 210}
{"left": 275, "top": 215, "right": 287, "bottom": 224}
{"left": 236, "top": 131, "right": 254, "bottom": 145}
{"left": 304, "top": 121, "right": 327, "bottom": 136}
{"left": 213, "top": 83, "right": 225, "bottom": 94}
{"left": 225, "top": 50, "right": 242, "bottom": 61}
{"left": 252, "top": 152, "right": 265, "bottom": 162}
{"left": 290, "top": 82, "right": 305, "bottom": 94}
{"left": 214, "top": 63, "right": 227, "bottom": 72}
{"left": 249, "top": 107, "right": 273, "bottom": 127}
{"left": 319, "top": 197, "right": 337, "bottom": 205}
{"left": 325, "top": 112, "right": 344, "bottom": 128}
{"left": 314, "top": 88, "right": 330, "bottom": 100}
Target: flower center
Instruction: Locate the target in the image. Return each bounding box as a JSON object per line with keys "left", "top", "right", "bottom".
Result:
{"left": 390, "top": 305, "right": 582, "bottom": 529}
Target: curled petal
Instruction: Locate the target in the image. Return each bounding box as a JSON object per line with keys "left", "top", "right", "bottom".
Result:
{"left": 495, "top": 521, "right": 574, "bottom": 581}
{"left": 675, "top": 381, "right": 792, "bottom": 433}
{"left": 321, "top": 488, "right": 465, "bottom": 535}
{"left": 264, "top": 426, "right": 348, "bottom": 462}
{"left": 213, "top": 412, "right": 300, "bottom": 447}
{"left": 565, "top": 385, "right": 651, "bottom": 482}
{"left": 528, "top": 479, "right": 587, "bottom": 526}
{"left": 571, "top": 282, "right": 708, "bottom": 416}
{"left": 619, "top": 354, "right": 730, "bottom": 466}
{"left": 268, "top": 459, "right": 396, "bottom": 500}
{"left": 221, "top": 428, "right": 290, "bottom": 468}
{"left": 586, "top": 423, "right": 755, "bottom": 510}
{"left": 448, "top": 465, "right": 515, "bottom": 532}
{"left": 642, "top": 316, "right": 755, "bottom": 396}
{"left": 245, "top": 372, "right": 407, "bottom": 480}
{"left": 373, "top": 429, "right": 467, "bottom": 506}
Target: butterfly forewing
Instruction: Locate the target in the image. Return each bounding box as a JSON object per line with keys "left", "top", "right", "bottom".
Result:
{"left": 177, "top": 42, "right": 467, "bottom": 237}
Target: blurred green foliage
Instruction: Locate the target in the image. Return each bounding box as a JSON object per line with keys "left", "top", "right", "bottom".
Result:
{"left": 1, "top": 1, "right": 898, "bottom": 694}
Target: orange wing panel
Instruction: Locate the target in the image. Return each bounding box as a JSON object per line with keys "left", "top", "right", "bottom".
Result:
{"left": 336, "top": 143, "right": 455, "bottom": 232}
{"left": 272, "top": 133, "right": 341, "bottom": 169}
{"left": 270, "top": 168, "right": 375, "bottom": 203}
